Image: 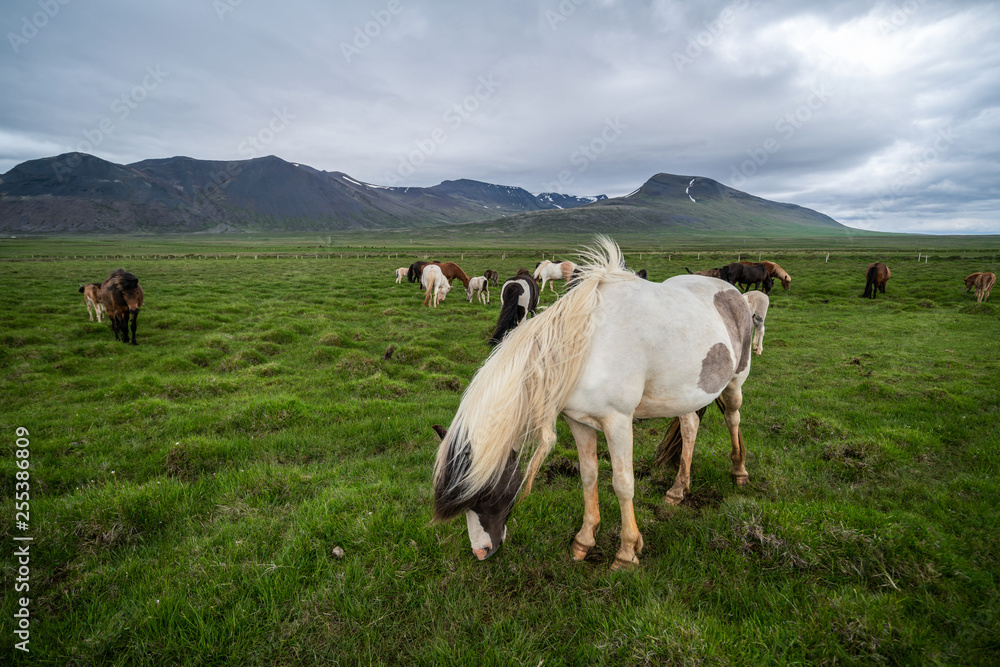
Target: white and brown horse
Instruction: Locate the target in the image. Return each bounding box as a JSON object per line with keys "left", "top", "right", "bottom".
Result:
{"left": 533, "top": 260, "right": 577, "bottom": 294}
{"left": 101, "top": 269, "right": 144, "bottom": 344}
{"left": 964, "top": 272, "right": 996, "bottom": 303}
{"left": 739, "top": 260, "right": 791, "bottom": 290}
{"left": 433, "top": 237, "right": 754, "bottom": 570}
{"left": 421, "top": 264, "right": 451, "bottom": 308}
{"left": 489, "top": 269, "right": 539, "bottom": 345}
{"left": 466, "top": 276, "right": 489, "bottom": 304}
{"left": 79, "top": 283, "right": 106, "bottom": 322}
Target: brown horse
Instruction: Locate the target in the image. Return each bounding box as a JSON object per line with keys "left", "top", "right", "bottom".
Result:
{"left": 433, "top": 262, "right": 471, "bottom": 288}
{"left": 685, "top": 267, "right": 722, "bottom": 279}
{"left": 79, "top": 283, "right": 106, "bottom": 322}
{"left": 964, "top": 272, "right": 996, "bottom": 303}
{"left": 101, "top": 269, "right": 144, "bottom": 344}
{"left": 739, "top": 260, "right": 791, "bottom": 290}
{"left": 484, "top": 269, "right": 500, "bottom": 286}
{"left": 862, "top": 262, "right": 890, "bottom": 299}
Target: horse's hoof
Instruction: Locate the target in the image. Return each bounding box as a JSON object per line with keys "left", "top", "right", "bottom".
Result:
{"left": 570, "top": 538, "right": 591, "bottom": 561}
{"left": 610, "top": 555, "right": 639, "bottom": 571}
{"left": 733, "top": 474, "right": 750, "bottom": 487}
{"left": 663, "top": 491, "right": 684, "bottom": 506}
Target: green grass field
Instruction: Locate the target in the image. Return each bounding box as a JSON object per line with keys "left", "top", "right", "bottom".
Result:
{"left": 2, "top": 235, "right": 999, "bottom": 665}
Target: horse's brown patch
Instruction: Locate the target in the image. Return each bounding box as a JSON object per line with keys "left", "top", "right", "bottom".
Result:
{"left": 697, "top": 342, "right": 733, "bottom": 394}
{"left": 713, "top": 290, "right": 752, "bottom": 374}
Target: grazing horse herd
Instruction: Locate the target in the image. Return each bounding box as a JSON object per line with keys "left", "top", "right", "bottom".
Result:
{"left": 75, "top": 246, "right": 994, "bottom": 570}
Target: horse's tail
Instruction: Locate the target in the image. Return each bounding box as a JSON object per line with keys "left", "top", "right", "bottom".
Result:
{"left": 862, "top": 264, "right": 877, "bottom": 298}
{"left": 490, "top": 282, "right": 524, "bottom": 345}
{"left": 407, "top": 265, "right": 417, "bottom": 283}
{"left": 435, "top": 236, "right": 627, "bottom": 517}
{"left": 655, "top": 398, "right": 730, "bottom": 467}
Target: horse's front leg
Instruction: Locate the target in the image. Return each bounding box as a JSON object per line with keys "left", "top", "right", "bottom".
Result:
{"left": 603, "top": 414, "right": 642, "bottom": 570}
{"left": 663, "top": 412, "right": 699, "bottom": 505}
{"left": 720, "top": 384, "right": 749, "bottom": 485}
{"left": 129, "top": 311, "right": 138, "bottom": 345}
{"left": 565, "top": 416, "right": 600, "bottom": 561}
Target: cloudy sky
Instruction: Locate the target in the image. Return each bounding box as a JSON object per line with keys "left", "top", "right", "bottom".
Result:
{"left": 2, "top": 0, "right": 999, "bottom": 233}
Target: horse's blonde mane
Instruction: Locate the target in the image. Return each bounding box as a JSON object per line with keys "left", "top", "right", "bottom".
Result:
{"left": 433, "top": 236, "right": 635, "bottom": 510}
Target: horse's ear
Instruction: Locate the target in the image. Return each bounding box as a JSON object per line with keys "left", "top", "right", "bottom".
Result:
{"left": 432, "top": 424, "right": 448, "bottom": 440}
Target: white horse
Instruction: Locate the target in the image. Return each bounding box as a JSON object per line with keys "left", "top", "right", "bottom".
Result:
{"left": 489, "top": 270, "right": 539, "bottom": 345}
{"left": 420, "top": 264, "right": 451, "bottom": 307}
{"left": 79, "top": 283, "right": 106, "bottom": 322}
{"left": 433, "top": 237, "right": 754, "bottom": 570}
{"left": 533, "top": 260, "right": 577, "bottom": 294}
{"left": 743, "top": 291, "right": 769, "bottom": 355}
{"left": 466, "top": 276, "right": 489, "bottom": 304}
{"left": 394, "top": 267, "right": 408, "bottom": 284}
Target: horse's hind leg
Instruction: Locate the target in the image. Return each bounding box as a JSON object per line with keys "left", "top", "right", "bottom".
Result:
{"left": 85, "top": 298, "right": 95, "bottom": 321}
{"left": 663, "top": 412, "right": 699, "bottom": 505}
{"left": 720, "top": 382, "right": 749, "bottom": 485}
{"left": 565, "top": 416, "right": 600, "bottom": 561}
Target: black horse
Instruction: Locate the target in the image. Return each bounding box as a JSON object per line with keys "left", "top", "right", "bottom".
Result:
{"left": 719, "top": 262, "right": 773, "bottom": 294}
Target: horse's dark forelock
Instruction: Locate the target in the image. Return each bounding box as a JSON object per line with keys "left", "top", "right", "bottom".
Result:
{"left": 433, "top": 428, "right": 475, "bottom": 522}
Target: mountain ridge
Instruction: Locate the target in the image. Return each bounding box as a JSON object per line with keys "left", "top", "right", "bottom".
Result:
{"left": 0, "top": 153, "right": 852, "bottom": 236}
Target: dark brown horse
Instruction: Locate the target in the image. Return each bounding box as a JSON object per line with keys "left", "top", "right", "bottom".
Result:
{"left": 101, "top": 269, "right": 144, "bottom": 344}
{"left": 720, "top": 262, "right": 773, "bottom": 294}
{"left": 407, "top": 261, "right": 438, "bottom": 284}
{"left": 862, "top": 262, "right": 890, "bottom": 299}
{"left": 484, "top": 269, "right": 500, "bottom": 286}
{"left": 739, "top": 260, "right": 791, "bottom": 290}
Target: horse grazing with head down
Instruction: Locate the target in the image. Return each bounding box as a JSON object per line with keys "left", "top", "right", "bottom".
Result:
{"left": 79, "top": 283, "right": 106, "bottom": 322}
{"left": 739, "top": 260, "right": 791, "bottom": 290}
{"left": 533, "top": 260, "right": 577, "bottom": 293}
{"left": 433, "top": 237, "right": 754, "bottom": 570}
{"left": 964, "top": 272, "right": 995, "bottom": 303}
{"left": 421, "top": 264, "right": 451, "bottom": 308}
{"left": 862, "top": 262, "right": 890, "bottom": 299}
{"left": 720, "top": 262, "right": 773, "bottom": 294}
{"left": 489, "top": 269, "right": 539, "bottom": 345}
{"left": 101, "top": 269, "right": 144, "bottom": 344}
